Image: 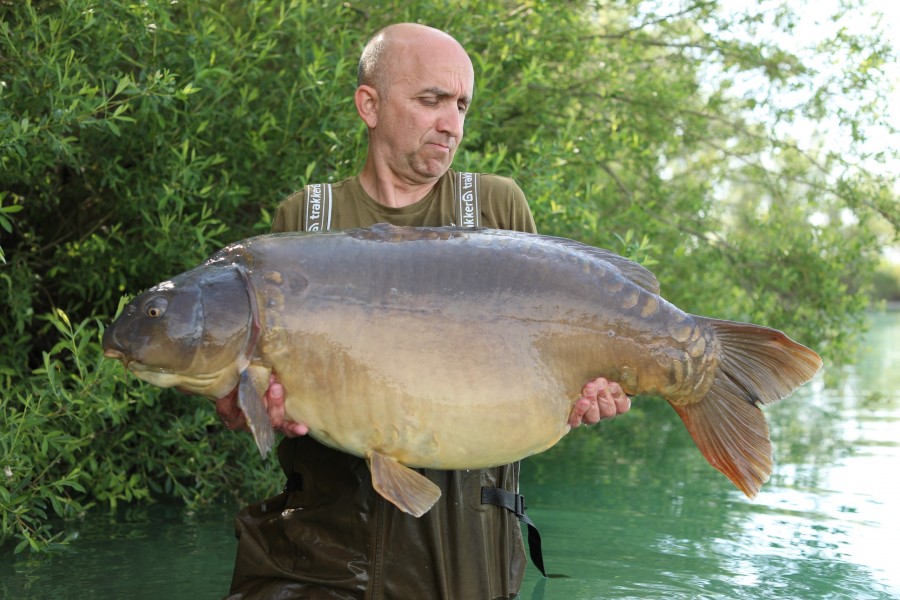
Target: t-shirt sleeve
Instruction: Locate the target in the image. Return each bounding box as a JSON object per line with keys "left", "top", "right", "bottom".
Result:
{"left": 505, "top": 179, "right": 538, "bottom": 234}
{"left": 478, "top": 174, "right": 537, "bottom": 234}
{"left": 271, "top": 190, "right": 305, "bottom": 233}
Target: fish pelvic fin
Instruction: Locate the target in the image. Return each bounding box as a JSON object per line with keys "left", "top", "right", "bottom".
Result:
{"left": 671, "top": 317, "right": 823, "bottom": 499}
{"left": 367, "top": 451, "right": 442, "bottom": 517}
{"left": 238, "top": 365, "right": 276, "bottom": 459}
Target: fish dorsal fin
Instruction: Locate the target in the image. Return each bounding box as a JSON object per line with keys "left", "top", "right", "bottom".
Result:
{"left": 350, "top": 225, "right": 661, "bottom": 295}
{"left": 541, "top": 235, "right": 661, "bottom": 295}
{"left": 367, "top": 451, "right": 442, "bottom": 517}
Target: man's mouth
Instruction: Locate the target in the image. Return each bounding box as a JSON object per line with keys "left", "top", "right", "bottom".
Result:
{"left": 425, "top": 139, "right": 453, "bottom": 152}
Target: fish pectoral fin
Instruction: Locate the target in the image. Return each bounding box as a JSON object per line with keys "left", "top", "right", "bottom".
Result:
{"left": 367, "top": 451, "right": 441, "bottom": 517}
{"left": 238, "top": 365, "right": 275, "bottom": 459}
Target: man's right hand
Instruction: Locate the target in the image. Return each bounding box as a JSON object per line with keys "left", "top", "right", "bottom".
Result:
{"left": 215, "top": 374, "right": 309, "bottom": 437}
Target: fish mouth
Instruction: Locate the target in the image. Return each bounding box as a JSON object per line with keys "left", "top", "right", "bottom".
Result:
{"left": 103, "top": 347, "right": 141, "bottom": 374}
{"left": 103, "top": 347, "right": 136, "bottom": 372}
{"left": 103, "top": 348, "right": 126, "bottom": 360}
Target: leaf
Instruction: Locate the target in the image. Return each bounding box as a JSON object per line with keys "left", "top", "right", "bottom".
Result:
{"left": 114, "top": 75, "right": 131, "bottom": 96}
{"left": 55, "top": 308, "right": 71, "bottom": 330}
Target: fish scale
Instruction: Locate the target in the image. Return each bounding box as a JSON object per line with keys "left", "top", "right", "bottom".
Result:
{"left": 103, "top": 224, "right": 822, "bottom": 517}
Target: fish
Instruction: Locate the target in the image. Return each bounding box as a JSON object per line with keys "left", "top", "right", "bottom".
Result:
{"left": 102, "top": 224, "right": 822, "bottom": 517}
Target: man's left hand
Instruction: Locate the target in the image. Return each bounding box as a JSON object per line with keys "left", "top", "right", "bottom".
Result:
{"left": 568, "top": 377, "right": 630, "bottom": 428}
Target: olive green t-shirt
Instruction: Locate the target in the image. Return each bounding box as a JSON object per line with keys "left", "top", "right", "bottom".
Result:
{"left": 271, "top": 169, "right": 537, "bottom": 234}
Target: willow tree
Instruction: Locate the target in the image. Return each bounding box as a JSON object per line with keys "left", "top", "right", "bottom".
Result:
{"left": 450, "top": 0, "right": 899, "bottom": 362}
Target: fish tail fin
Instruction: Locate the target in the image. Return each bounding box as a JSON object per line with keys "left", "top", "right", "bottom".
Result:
{"left": 669, "top": 317, "right": 822, "bottom": 498}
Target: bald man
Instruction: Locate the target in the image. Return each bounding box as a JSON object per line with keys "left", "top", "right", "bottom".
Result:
{"left": 219, "top": 24, "right": 629, "bottom": 599}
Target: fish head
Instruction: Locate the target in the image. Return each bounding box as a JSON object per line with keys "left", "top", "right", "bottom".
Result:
{"left": 102, "top": 264, "right": 257, "bottom": 399}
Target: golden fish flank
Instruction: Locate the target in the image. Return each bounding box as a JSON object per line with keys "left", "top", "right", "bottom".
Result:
{"left": 102, "top": 224, "right": 822, "bottom": 517}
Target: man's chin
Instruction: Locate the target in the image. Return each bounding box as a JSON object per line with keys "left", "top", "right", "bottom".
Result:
{"left": 415, "top": 157, "right": 453, "bottom": 178}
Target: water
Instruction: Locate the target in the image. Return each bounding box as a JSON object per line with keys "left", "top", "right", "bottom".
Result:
{"left": 521, "top": 310, "right": 900, "bottom": 600}
{"left": 3, "top": 312, "right": 898, "bottom": 599}
{"left": 0, "top": 502, "right": 238, "bottom": 599}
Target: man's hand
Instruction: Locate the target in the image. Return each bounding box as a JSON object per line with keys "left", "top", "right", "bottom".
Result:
{"left": 214, "top": 374, "right": 309, "bottom": 437}
{"left": 215, "top": 386, "right": 248, "bottom": 432}
{"left": 263, "top": 376, "right": 309, "bottom": 437}
{"left": 568, "top": 377, "right": 630, "bottom": 428}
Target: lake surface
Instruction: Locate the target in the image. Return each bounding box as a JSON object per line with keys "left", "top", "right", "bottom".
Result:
{"left": 2, "top": 312, "right": 898, "bottom": 599}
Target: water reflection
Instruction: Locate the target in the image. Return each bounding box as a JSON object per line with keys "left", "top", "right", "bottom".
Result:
{"left": 0, "top": 502, "right": 237, "bottom": 599}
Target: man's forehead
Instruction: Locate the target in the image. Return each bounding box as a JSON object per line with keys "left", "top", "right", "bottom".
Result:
{"left": 397, "top": 53, "right": 473, "bottom": 94}
{"left": 389, "top": 34, "right": 473, "bottom": 85}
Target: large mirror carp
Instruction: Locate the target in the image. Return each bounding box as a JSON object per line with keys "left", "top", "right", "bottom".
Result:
{"left": 103, "top": 224, "right": 822, "bottom": 516}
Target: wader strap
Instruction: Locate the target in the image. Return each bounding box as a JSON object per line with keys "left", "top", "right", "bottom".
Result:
{"left": 303, "top": 183, "right": 333, "bottom": 232}
{"left": 481, "top": 486, "right": 547, "bottom": 577}
{"left": 456, "top": 171, "right": 481, "bottom": 227}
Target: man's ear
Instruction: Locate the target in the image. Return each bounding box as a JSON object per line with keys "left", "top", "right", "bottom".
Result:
{"left": 355, "top": 85, "right": 379, "bottom": 128}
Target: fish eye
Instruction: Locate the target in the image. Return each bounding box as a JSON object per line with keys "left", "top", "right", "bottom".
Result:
{"left": 145, "top": 297, "right": 168, "bottom": 318}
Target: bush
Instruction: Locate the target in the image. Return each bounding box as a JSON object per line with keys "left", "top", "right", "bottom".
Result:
{"left": 1, "top": 306, "right": 282, "bottom": 552}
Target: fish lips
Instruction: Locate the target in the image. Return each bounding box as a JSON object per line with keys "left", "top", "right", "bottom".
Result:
{"left": 102, "top": 345, "right": 127, "bottom": 362}
{"left": 102, "top": 304, "right": 135, "bottom": 365}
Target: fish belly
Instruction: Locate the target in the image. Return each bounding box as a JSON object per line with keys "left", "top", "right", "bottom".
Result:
{"left": 272, "top": 303, "right": 576, "bottom": 469}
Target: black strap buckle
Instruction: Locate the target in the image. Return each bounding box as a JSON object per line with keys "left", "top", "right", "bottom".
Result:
{"left": 481, "top": 486, "right": 547, "bottom": 577}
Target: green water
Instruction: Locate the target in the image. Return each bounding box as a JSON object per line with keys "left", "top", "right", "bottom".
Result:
{"left": 3, "top": 313, "right": 898, "bottom": 599}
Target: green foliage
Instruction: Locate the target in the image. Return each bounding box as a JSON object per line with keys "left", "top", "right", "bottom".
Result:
{"left": 1, "top": 307, "right": 281, "bottom": 553}
{"left": 1, "top": 0, "right": 896, "bottom": 552}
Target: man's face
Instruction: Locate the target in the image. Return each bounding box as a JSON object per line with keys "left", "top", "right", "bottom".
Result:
{"left": 371, "top": 36, "right": 475, "bottom": 183}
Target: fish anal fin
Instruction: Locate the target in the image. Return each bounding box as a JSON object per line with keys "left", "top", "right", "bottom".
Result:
{"left": 238, "top": 365, "right": 275, "bottom": 459}
{"left": 367, "top": 451, "right": 442, "bottom": 517}
{"left": 670, "top": 391, "right": 772, "bottom": 499}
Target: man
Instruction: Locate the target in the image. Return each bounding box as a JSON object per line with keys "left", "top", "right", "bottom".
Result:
{"left": 218, "top": 23, "right": 630, "bottom": 599}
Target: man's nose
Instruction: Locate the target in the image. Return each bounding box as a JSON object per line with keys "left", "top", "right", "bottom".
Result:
{"left": 436, "top": 104, "right": 464, "bottom": 138}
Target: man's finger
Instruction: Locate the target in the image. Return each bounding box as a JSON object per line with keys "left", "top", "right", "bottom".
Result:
{"left": 215, "top": 387, "right": 249, "bottom": 430}
{"left": 568, "top": 397, "right": 591, "bottom": 428}
{"left": 281, "top": 421, "right": 311, "bottom": 437}
{"left": 608, "top": 382, "right": 631, "bottom": 414}
{"left": 266, "top": 381, "right": 286, "bottom": 427}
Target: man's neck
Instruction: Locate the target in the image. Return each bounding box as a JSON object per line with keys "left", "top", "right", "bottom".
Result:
{"left": 359, "top": 160, "right": 444, "bottom": 208}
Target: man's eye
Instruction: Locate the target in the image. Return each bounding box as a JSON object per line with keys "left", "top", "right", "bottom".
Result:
{"left": 420, "top": 97, "right": 438, "bottom": 106}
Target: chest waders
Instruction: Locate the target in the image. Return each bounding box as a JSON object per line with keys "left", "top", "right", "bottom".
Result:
{"left": 301, "top": 173, "right": 548, "bottom": 578}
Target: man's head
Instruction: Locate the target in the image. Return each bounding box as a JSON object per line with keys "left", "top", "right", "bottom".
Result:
{"left": 355, "top": 24, "right": 475, "bottom": 184}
